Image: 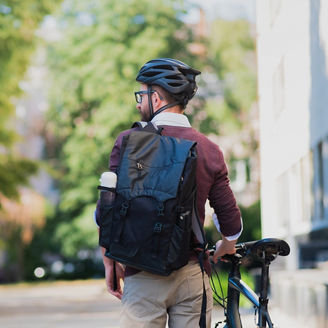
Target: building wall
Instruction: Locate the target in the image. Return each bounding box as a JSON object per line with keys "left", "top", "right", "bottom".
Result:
{"left": 257, "top": 0, "right": 328, "bottom": 269}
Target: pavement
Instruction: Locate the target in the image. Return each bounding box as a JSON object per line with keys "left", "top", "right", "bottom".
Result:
{"left": 0, "top": 279, "right": 302, "bottom": 328}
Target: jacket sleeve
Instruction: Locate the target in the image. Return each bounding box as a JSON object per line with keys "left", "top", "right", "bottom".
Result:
{"left": 208, "top": 147, "right": 242, "bottom": 239}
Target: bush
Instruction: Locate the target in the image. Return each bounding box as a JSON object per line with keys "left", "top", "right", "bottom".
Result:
{"left": 238, "top": 199, "right": 261, "bottom": 243}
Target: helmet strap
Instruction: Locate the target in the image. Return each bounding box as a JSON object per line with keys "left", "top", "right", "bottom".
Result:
{"left": 150, "top": 101, "right": 180, "bottom": 120}
{"left": 147, "top": 84, "right": 180, "bottom": 120}
{"left": 147, "top": 85, "right": 154, "bottom": 121}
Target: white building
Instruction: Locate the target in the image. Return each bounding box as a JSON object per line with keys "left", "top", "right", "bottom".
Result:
{"left": 257, "top": 0, "right": 328, "bottom": 270}
{"left": 257, "top": 1, "right": 328, "bottom": 325}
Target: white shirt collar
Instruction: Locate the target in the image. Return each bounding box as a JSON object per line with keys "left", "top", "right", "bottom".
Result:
{"left": 150, "top": 112, "right": 191, "bottom": 128}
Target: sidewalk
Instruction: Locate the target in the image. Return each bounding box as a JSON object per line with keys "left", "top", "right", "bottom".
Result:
{"left": 212, "top": 305, "right": 304, "bottom": 328}
{"left": 0, "top": 279, "right": 302, "bottom": 327}
{"left": 0, "top": 279, "right": 120, "bottom": 328}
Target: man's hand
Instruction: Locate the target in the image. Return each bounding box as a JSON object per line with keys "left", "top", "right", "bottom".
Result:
{"left": 104, "top": 260, "right": 125, "bottom": 299}
{"left": 101, "top": 246, "right": 125, "bottom": 300}
{"left": 212, "top": 235, "right": 237, "bottom": 263}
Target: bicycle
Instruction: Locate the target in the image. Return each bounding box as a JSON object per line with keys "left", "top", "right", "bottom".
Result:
{"left": 209, "top": 238, "right": 290, "bottom": 328}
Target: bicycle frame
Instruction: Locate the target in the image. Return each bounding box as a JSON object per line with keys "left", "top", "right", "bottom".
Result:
{"left": 225, "top": 258, "right": 273, "bottom": 328}
{"left": 211, "top": 238, "right": 290, "bottom": 328}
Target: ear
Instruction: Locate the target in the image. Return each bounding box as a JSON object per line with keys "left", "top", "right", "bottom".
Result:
{"left": 152, "top": 92, "right": 163, "bottom": 110}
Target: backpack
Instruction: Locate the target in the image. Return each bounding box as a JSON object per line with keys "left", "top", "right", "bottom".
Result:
{"left": 98, "top": 122, "right": 207, "bottom": 276}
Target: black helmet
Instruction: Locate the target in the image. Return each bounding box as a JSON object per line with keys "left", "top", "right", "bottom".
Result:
{"left": 136, "top": 58, "right": 201, "bottom": 108}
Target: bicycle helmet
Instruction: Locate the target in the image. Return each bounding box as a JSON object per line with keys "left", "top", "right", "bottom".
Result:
{"left": 136, "top": 58, "right": 201, "bottom": 120}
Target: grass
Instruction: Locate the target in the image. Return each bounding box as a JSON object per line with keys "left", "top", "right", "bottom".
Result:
{"left": 210, "top": 267, "right": 255, "bottom": 308}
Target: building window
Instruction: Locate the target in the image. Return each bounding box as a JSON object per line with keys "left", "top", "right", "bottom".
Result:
{"left": 318, "top": 141, "right": 324, "bottom": 219}
{"left": 300, "top": 151, "right": 314, "bottom": 222}
{"left": 313, "top": 141, "right": 326, "bottom": 221}
{"left": 324, "top": 138, "right": 328, "bottom": 219}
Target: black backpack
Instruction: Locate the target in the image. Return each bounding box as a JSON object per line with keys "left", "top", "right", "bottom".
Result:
{"left": 98, "top": 122, "right": 207, "bottom": 276}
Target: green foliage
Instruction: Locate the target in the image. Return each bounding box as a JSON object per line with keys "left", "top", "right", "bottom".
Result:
{"left": 46, "top": 0, "right": 198, "bottom": 255}
{"left": 0, "top": 0, "right": 62, "bottom": 283}
{"left": 0, "top": 0, "right": 59, "bottom": 137}
{"left": 202, "top": 19, "right": 256, "bottom": 137}
{"left": 205, "top": 199, "right": 261, "bottom": 249}
{"left": 210, "top": 267, "right": 254, "bottom": 307}
{"left": 207, "top": 19, "right": 256, "bottom": 101}
{"left": 22, "top": 204, "right": 64, "bottom": 280}
{"left": 203, "top": 99, "right": 242, "bottom": 135}
{"left": 0, "top": 155, "right": 38, "bottom": 199}
{"left": 0, "top": 0, "right": 61, "bottom": 198}
{"left": 238, "top": 200, "right": 261, "bottom": 243}
{"left": 204, "top": 223, "right": 220, "bottom": 248}
{"left": 54, "top": 204, "right": 98, "bottom": 257}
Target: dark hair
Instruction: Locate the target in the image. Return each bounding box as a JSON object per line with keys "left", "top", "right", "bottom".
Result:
{"left": 152, "top": 85, "right": 180, "bottom": 108}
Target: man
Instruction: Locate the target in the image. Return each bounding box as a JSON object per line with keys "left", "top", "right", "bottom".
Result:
{"left": 100, "top": 58, "right": 242, "bottom": 327}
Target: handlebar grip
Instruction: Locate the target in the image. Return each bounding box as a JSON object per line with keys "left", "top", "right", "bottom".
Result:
{"left": 208, "top": 247, "right": 240, "bottom": 262}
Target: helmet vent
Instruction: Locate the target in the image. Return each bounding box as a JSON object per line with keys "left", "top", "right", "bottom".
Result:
{"left": 168, "top": 82, "right": 184, "bottom": 87}
{"left": 155, "top": 65, "right": 173, "bottom": 71}
{"left": 167, "top": 75, "right": 183, "bottom": 80}
{"left": 143, "top": 71, "right": 159, "bottom": 77}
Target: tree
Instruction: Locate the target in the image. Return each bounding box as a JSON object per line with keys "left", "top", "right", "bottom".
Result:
{"left": 0, "top": 0, "right": 62, "bottom": 281}
{"left": 0, "top": 191, "right": 45, "bottom": 281}
{"left": 207, "top": 19, "right": 260, "bottom": 235}
{"left": 200, "top": 19, "right": 257, "bottom": 137}
{"left": 45, "top": 0, "right": 199, "bottom": 256}
{"left": 0, "top": 0, "right": 61, "bottom": 198}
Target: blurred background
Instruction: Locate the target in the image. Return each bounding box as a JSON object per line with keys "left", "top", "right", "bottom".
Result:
{"left": 0, "top": 0, "right": 327, "bottom": 326}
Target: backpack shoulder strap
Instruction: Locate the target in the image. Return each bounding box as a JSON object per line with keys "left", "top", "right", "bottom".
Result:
{"left": 191, "top": 201, "right": 208, "bottom": 328}
{"left": 131, "top": 121, "right": 163, "bottom": 135}
{"left": 131, "top": 121, "right": 147, "bottom": 129}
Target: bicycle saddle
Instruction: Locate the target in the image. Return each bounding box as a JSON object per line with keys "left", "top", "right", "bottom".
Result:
{"left": 248, "top": 238, "right": 290, "bottom": 257}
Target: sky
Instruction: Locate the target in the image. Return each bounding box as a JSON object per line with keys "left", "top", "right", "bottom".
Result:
{"left": 42, "top": 0, "right": 256, "bottom": 35}
{"left": 186, "top": 0, "right": 256, "bottom": 23}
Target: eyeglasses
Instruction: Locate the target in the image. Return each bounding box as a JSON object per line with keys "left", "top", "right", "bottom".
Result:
{"left": 134, "top": 90, "right": 154, "bottom": 104}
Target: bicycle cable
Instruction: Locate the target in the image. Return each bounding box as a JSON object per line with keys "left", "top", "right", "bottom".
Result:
{"left": 210, "top": 260, "right": 227, "bottom": 311}
{"left": 210, "top": 260, "right": 229, "bottom": 328}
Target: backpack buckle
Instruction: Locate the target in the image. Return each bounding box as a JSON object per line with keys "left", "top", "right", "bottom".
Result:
{"left": 157, "top": 202, "right": 164, "bottom": 216}
{"left": 154, "top": 222, "right": 163, "bottom": 233}
{"left": 120, "top": 201, "right": 129, "bottom": 216}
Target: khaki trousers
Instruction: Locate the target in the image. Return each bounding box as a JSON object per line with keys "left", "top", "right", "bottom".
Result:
{"left": 120, "top": 261, "right": 213, "bottom": 328}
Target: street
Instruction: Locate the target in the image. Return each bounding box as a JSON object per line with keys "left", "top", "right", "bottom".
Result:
{"left": 0, "top": 279, "right": 300, "bottom": 328}
{"left": 0, "top": 280, "right": 120, "bottom": 328}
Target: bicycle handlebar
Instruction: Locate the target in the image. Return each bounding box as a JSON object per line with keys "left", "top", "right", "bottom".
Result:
{"left": 210, "top": 238, "right": 290, "bottom": 263}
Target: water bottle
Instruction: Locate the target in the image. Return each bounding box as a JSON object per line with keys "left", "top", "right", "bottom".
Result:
{"left": 98, "top": 172, "right": 117, "bottom": 206}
